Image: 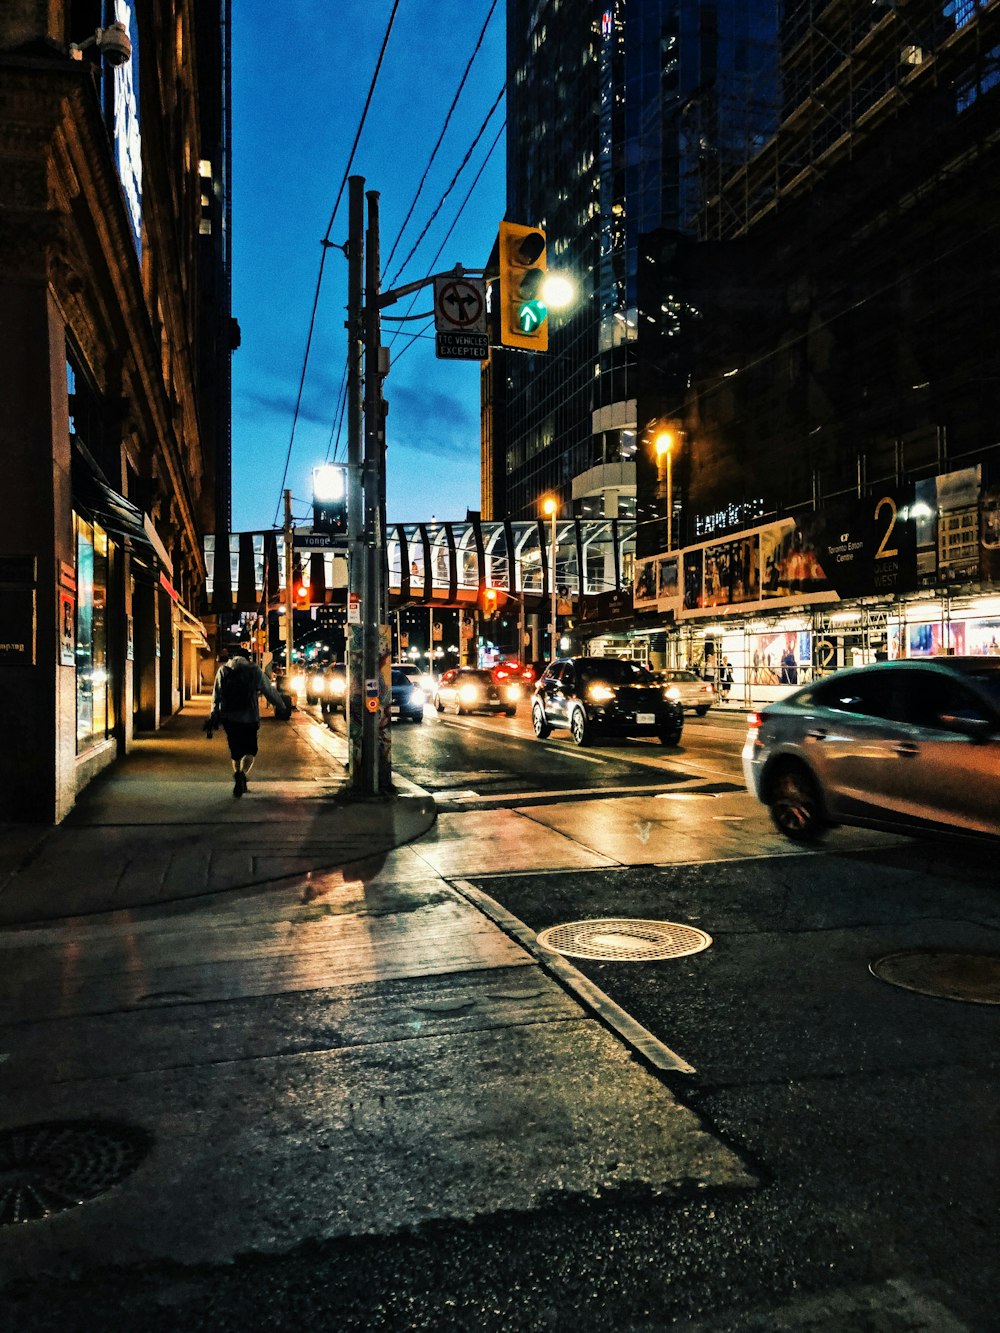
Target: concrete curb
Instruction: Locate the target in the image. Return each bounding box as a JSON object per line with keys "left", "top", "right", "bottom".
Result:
{"left": 450, "top": 877, "right": 696, "bottom": 1076}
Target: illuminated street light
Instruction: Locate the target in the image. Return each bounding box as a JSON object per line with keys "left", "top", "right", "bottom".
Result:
{"left": 654, "top": 430, "right": 677, "bottom": 552}
{"left": 541, "top": 272, "right": 576, "bottom": 309}
{"left": 542, "top": 495, "right": 558, "bottom": 661}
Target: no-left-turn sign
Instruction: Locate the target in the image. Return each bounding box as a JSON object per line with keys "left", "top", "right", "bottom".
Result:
{"left": 434, "top": 277, "right": 486, "bottom": 333}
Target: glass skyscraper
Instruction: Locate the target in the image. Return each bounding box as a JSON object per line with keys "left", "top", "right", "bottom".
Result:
{"left": 490, "top": 0, "right": 778, "bottom": 527}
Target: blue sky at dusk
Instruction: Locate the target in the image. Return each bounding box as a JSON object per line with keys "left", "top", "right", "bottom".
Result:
{"left": 230, "top": 1, "right": 506, "bottom": 533}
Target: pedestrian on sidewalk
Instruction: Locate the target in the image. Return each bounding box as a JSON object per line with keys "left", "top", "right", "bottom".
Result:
{"left": 207, "top": 648, "right": 289, "bottom": 798}
{"left": 720, "top": 657, "right": 734, "bottom": 703}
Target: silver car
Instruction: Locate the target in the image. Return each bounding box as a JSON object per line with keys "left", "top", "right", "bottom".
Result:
{"left": 743, "top": 657, "right": 1000, "bottom": 842}
{"left": 658, "top": 668, "right": 715, "bottom": 715}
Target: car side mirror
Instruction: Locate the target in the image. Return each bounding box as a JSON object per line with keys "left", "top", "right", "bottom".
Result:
{"left": 938, "top": 713, "right": 994, "bottom": 742}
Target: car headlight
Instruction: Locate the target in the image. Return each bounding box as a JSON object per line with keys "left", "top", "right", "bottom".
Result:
{"left": 310, "top": 674, "right": 325, "bottom": 693}
{"left": 588, "top": 684, "right": 615, "bottom": 703}
{"left": 409, "top": 687, "right": 426, "bottom": 707}
{"left": 291, "top": 674, "right": 305, "bottom": 693}
{"left": 505, "top": 684, "right": 521, "bottom": 700}
{"left": 664, "top": 685, "right": 681, "bottom": 701}
{"left": 458, "top": 684, "right": 480, "bottom": 703}
{"left": 328, "top": 676, "right": 346, "bottom": 697}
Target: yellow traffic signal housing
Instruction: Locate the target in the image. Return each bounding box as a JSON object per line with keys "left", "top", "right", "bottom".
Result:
{"left": 498, "top": 220, "right": 548, "bottom": 351}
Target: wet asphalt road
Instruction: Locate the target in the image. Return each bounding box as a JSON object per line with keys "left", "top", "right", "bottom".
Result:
{"left": 5, "top": 708, "right": 998, "bottom": 1331}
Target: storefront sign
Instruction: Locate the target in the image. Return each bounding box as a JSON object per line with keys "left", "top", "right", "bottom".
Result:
{"left": 799, "top": 485, "right": 918, "bottom": 599}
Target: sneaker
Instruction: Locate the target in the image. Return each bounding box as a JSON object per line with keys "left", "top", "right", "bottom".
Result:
{"left": 233, "top": 771, "right": 247, "bottom": 798}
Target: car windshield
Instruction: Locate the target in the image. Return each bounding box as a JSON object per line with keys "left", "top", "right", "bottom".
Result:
{"left": 579, "top": 659, "right": 656, "bottom": 685}
{"left": 391, "top": 669, "right": 414, "bottom": 686}
{"left": 662, "top": 670, "right": 698, "bottom": 682}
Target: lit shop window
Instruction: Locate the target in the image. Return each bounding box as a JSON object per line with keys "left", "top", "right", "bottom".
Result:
{"left": 76, "top": 516, "right": 110, "bottom": 750}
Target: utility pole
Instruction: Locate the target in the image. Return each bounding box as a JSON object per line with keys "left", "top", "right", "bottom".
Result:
{"left": 346, "top": 176, "right": 365, "bottom": 787}
{"left": 366, "top": 188, "right": 391, "bottom": 792}
{"left": 361, "top": 188, "right": 390, "bottom": 794}
{"left": 284, "top": 489, "right": 294, "bottom": 679}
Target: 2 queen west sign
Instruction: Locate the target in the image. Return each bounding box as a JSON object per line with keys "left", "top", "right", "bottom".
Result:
{"left": 798, "top": 484, "right": 919, "bottom": 600}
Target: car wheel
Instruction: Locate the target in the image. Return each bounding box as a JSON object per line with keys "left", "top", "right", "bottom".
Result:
{"left": 768, "top": 762, "right": 826, "bottom": 843}
{"left": 411, "top": 712, "right": 423, "bottom": 724}
{"left": 570, "top": 707, "right": 592, "bottom": 746}
{"left": 659, "top": 726, "right": 682, "bottom": 747}
{"left": 531, "top": 703, "right": 552, "bottom": 739}
{"left": 696, "top": 706, "right": 709, "bottom": 716}
{"left": 505, "top": 708, "right": 517, "bottom": 718}
{"left": 435, "top": 697, "right": 444, "bottom": 713}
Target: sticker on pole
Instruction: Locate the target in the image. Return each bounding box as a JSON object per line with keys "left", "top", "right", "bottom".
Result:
{"left": 365, "top": 697, "right": 378, "bottom": 713}
{"left": 434, "top": 277, "right": 486, "bottom": 333}
{"left": 347, "top": 593, "right": 360, "bottom": 625}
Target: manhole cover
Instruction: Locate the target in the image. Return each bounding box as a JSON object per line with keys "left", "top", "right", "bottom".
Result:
{"left": 870, "top": 950, "right": 1000, "bottom": 1005}
{"left": 0, "top": 1120, "right": 150, "bottom": 1225}
{"left": 536, "top": 918, "right": 712, "bottom": 963}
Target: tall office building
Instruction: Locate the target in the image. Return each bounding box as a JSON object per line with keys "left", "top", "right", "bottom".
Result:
{"left": 627, "top": 0, "right": 1000, "bottom": 690}
{"left": 0, "top": 2, "right": 232, "bottom": 821}
{"left": 485, "top": 0, "right": 778, "bottom": 550}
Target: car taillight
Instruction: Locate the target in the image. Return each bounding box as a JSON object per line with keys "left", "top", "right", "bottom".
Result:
{"left": 701, "top": 683, "right": 711, "bottom": 693}
{"left": 746, "top": 711, "right": 762, "bottom": 733}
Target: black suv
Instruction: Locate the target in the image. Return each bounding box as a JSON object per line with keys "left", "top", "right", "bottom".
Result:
{"left": 532, "top": 656, "right": 684, "bottom": 747}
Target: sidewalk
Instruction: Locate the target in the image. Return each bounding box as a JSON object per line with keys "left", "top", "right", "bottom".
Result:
{"left": 0, "top": 695, "right": 435, "bottom": 925}
{"left": 0, "top": 696, "right": 752, "bottom": 1295}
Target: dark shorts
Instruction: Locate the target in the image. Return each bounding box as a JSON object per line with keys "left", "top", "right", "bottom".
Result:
{"left": 222, "top": 721, "right": 259, "bottom": 761}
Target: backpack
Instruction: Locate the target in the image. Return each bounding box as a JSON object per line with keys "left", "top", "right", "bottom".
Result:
{"left": 218, "top": 663, "right": 256, "bottom": 714}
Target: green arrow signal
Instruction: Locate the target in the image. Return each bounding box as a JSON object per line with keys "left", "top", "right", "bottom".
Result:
{"left": 517, "top": 298, "right": 547, "bottom": 334}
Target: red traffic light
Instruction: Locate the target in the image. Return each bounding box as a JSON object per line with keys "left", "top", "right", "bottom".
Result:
{"left": 294, "top": 583, "right": 309, "bottom": 603}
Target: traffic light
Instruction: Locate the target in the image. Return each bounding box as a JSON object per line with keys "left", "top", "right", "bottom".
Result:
{"left": 295, "top": 581, "right": 310, "bottom": 607}
{"left": 480, "top": 587, "right": 508, "bottom": 615}
{"left": 312, "top": 463, "right": 348, "bottom": 536}
{"left": 498, "top": 221, "right": 548, "bottom": 351}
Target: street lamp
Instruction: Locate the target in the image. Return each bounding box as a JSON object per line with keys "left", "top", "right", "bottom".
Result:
{"left": 542, "top": 495, "right": 558, "bottom": 661}
{"left": 654, "top": 430, "right": 676, "bottom": 552}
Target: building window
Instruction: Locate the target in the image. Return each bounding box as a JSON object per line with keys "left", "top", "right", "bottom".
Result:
{"left": 76, "top": 515, "right": 110, "bottom": 750}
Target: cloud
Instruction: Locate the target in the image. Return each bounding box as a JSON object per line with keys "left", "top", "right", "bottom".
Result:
{"left": 388, "top": 383, "right": 479, "bottom": 459}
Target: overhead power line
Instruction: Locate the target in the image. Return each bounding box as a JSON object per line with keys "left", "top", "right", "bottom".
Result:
{"left": 270, "top": 0, "right": 402, "bottom": 528}
{"left": 389, "top": 117, "right": 506, "bottom": 362}
{"left": 386, "top": 82, "right": 506, "bottom": 291}
{"left": 382, "top": 0, "right": 500, "bottom": 286}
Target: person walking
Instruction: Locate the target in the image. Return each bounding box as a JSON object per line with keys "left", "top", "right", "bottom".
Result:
{"left": 720, "top": 656, "right": 734, "bottom": 703}
{"left": 207, "top": 648, "right": 289, "bottom": 797}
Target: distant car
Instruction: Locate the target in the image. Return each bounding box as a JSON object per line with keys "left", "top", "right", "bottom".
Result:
{"left": 743, "top": 657, "right": 1000, "bottom": 842}
{"left": 532, "top": 656, "right": 684, "bottom": 747}
{"left": 390, "top": 666, "right": 425, "bottom": 723}
{"left": 434, "top": 667, "right": 519, "bottom": 716}
{"left": 658, "top": 667, "right": 715, "bottom": 715}
{"left": 321, "top": 663, "right": 347, "bottom": 715}
{"left": 396, "top": 662, "right": 438, "bottom": 695}
{"left": 304, "top": 665, "right": 331, "bottom": 706}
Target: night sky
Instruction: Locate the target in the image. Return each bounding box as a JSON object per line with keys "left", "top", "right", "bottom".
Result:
{"left": 230, "top": 0, "right": 506, "bottom": 534}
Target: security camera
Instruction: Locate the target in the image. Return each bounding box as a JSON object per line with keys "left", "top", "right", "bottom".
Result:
{"left": 71, "top": 22, "right": 132, "bottom": 66}
{"left": 96, "top": 22, "right": 132, "bottom": 67}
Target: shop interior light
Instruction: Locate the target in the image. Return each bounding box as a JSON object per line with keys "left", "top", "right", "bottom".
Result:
{"left": 904, "top": 602, "right": 944, "bottom": 620}
{"left": 830, "top": 611, "right": 863, "bottom": 625}
{"left": 966, "top": 597, "right": 1000, "bottom": 617}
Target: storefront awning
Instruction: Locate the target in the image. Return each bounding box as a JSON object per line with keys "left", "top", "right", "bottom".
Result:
{"left": 72, "top": 457, "right": 161, "bottom": 572}
{"left": 175, "top": 599, "right": 210, "bottom": 649}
